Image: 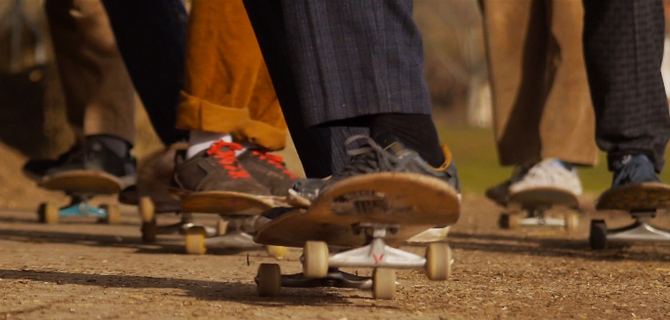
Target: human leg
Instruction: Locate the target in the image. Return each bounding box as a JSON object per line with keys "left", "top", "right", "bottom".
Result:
{"left": 583, "top": 0, "right": 670, "bottom": 187}
{"left": 171, "top": 0, "right": 298, "bottom": 197}
{"left": 28, "top": 0, "right": 136, "bottom": 185}
{"left": 245, "top": 0, "right": 459, "bottom": 201}
{"left": 101, "top": 0, "right": 188, "bottom": 146}
{"left": 481, "top": 0, "right": 595, "bottom": 203}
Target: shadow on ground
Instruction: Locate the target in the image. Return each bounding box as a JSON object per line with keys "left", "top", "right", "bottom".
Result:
{"left": 0, "top": 269, "right": 399, "bottom": 309}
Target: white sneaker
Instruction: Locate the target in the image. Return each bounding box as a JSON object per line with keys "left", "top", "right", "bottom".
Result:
{"left": 508, "top": 158, "right": 583, "bottom": 196}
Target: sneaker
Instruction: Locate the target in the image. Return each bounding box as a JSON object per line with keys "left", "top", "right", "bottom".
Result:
{"left": 171, "top": 140, "right": 271, "bottom": 196}
{"left": 23, "top": 143, "right": 83, "bottom": 182}
{"left": 610, "top": 154, "right": 660, "bottom": 188}
{"left": 262, "top": 133, "right": 460, "bottom": 241}
{"left": 485, "top": 166, "right": 530, "bottom": 206}
{"left": 42, "top": 136, "right": 136, "bottom": 188}
{"left": 237, "top": 148, "right": 299, "bottom": 196}
{"left": 508, "top": 158, "right": 582, "bottom": 196}
{"left": 289, "top": 133, "right": 460, "bottom": 206}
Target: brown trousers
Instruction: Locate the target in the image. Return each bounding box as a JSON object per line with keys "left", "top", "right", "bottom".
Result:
{"left": 176, "top": 0, "right": 287, "bottom": 151}
{"left": 481, "top": 0, "right": 597, "bottom": 167}
{"left": 45, "top": 0, "right": 136, "bottom": 145}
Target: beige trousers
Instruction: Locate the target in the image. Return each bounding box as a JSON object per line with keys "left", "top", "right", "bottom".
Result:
{"left": 481, "top": 0, "right": 597, "bottom": 167}
{"left": 45, "top": 0, "right": 136, "bottom": 145}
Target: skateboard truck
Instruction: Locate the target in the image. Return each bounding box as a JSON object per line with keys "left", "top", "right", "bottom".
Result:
{"left": 139, "top": 197, "right": 197, "bottom": 242}
{"left": 184, "top": 215, "right": 262, "bottom": 255}
{"left": 590, "top": 211, "right": 670, "bottom": 250}
{"left": 256, "top": 222, "right": 453, "bottom": 299}
{"left": 499, "top": 204, "right": 578, "bottom": 231}
{"left": 329, "top": 223, "right": 427, "bottom": 269}
{"left": 255, "top": 268, "right": 372, "bottom": 289}
{"left": 38, "top": 194, "right": 120, "bottom": 224}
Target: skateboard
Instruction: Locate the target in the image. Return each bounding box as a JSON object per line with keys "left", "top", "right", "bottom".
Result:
{"left": 254, "top": 172, "right": 460, "bottom": 299}
{"left": 498, "top": 187, "right": 580, "bottom": 231}
{"left": 38, "top": 170, "right": 123, "bottom": 224}
{"left": 590, "top": 183, "right": 670, "bottom": 250}
{"left": 126, "top": 144, "right": 193, "bottom": 243}
{"left": 179, "top": 190, "right": 286, "bottom": 257}
{"left": 128, "top": 145, "right": 285, "bottom": 257}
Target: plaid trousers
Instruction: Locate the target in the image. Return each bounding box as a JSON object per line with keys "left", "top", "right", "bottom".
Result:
{"left": 244, "top": 0, "right": 429, "bottom": 177}
{"left": 583, "top": 0, "right": 670, "bottom": 172}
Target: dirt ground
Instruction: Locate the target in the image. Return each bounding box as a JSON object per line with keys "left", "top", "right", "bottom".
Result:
{"left": 1, "top": 184, "right": 669, "bottom": 320}
{"left": 0, "top": 134, "right": 667, "bottom": 320}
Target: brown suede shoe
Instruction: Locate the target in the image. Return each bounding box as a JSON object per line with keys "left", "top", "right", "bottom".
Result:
{"left": 237, "top": 148, "right": 299, "bottom": 196}
{"left": 171, "top": 141, "right": 271, "bottom": 196}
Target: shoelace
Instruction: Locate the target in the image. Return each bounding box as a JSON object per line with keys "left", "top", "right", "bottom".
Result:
{"left": 252, "top": 149, "right": 299, "bottom": 179}
{"left": 339, "top": 135, "right": 404, "bottom": 177}
{"left": 207, "top": 141, "right": 251, "bottom": 179}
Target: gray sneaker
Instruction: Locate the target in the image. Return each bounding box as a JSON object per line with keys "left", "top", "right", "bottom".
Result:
{"left": 288, "top": 133, "right": 460, "bottom": 206}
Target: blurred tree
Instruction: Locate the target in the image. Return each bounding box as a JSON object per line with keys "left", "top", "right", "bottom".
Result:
{"left": 414, "top": 0, "right": 490, "bottom": 127}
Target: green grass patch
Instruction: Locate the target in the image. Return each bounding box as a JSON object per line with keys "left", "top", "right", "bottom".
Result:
{"left": 438, "top": 126, "right": 670, "bottom": 195}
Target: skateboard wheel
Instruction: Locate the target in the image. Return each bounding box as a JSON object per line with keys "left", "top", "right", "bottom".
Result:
{"left": 564, "top": 213, "right": 579, "bottom": 231}
{"left": 425, "top": 243, "right": 452, "bottom": 281}
{"left": 257, "top": 263, "right": 282, "bottom": 297}
{"left": 38, "top": 203, "right": 59, "bottom": 224}
{"left": 372, "top": 268, "right": 396, "bottom": 300}
{"left": 303, "top": 241, "right": 329, "bottom": 278}
{"left": 139, "top": 197, "right": 155, "bottom": 223}
{"left": 141, "top": 219, "right": 157, "bottom": 243}
{"left": 101, "top": 204, "right": 121, "bottom": 225}
{"left": 185, "top": 226, "right": 207, "bottom": 255}
{"left": 589, "top": 220, "right": 607, "bottom": 250}
{"left": 267, "top": 245, "right": 288, "bottom": 260}
{"left": 499, "top": 213, "right": 520, "bottom": 229}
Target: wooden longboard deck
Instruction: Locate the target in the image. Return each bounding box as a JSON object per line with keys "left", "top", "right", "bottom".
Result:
{"left": 596, "top": 182, "right": 670, "bottom": 211}
{"left": 181, "top": 191, "right": 276, "bottom": 216}
{"left": 40, "top": 170, "right": 122, "bottom": 195}
{"left": 508, "top": 187, "right": 579, "bottom": 209}
{"left": 255, "top": 172, "right": 460, "bottom": 248}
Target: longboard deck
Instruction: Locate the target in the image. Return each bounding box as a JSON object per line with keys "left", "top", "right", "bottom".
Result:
{"left": 596, "top": 182, "right": 670, "bottom": 211}
{"left": 508, "top": 187, "right": 579, "bottom": 209}
{"left": 255, "top": 172, "right": 460, "bottom": 248}
{"left": 40, "top": 170, "right": 122, "bottom": 195}
{"left": 181, "top": 191, "right": 275, "bottom": 216}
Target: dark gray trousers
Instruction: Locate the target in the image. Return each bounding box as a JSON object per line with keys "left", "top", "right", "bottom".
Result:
{"left": 583, "top": 0, "right": 670, "bottom": 172}
{"left": 243, "top": 0, "right": 431, "bottom": 177}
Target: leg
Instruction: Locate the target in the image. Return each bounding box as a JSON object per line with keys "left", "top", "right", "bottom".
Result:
{"left": 243, "top": 0, "right": 366, "bottom": 178}
{"left": 101, "top": 0, "right": 188, "bottom": 145}
{"left": 32, "top": 0, "right": 136, "bottom": 185}
{"left": 171, "top": 0, "right": 298, "bottom": 198}
{"left": 481, "top": 0, "right": 592, "bottom": 205}
{"left": 583, "top": 0, "right": 670, "bottom": 175}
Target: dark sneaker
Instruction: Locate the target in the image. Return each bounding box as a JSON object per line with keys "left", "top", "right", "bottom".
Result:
{"left": 237, "top": 148, "right": 300, "bottom": 196}
{"left": 23, "top": 143, "right": 83, "bottom": 182}
{"left": 288, "top": 132, "right": 460, "bottom": 206}
{"left": 171, "top": 140, "right": 271, "bottom": 196}
{"left": 43, "top": 137, "right": 136, "bottom": 188}
{"left": 610, "top": 154, "right": 660, "bottom": 188}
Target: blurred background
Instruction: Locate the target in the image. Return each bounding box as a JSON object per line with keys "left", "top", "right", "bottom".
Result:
{"left": 1, "top": 0, "right": 670, "bottom": 207}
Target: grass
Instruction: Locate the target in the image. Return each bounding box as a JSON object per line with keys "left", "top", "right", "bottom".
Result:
{"left": 437, "top": 126, "right": 670, "bottom": 196}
